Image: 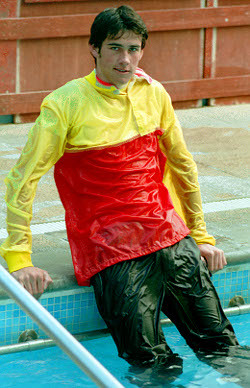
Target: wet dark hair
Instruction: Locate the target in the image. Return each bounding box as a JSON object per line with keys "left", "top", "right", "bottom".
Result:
{"left": 89, "top": 5, "right": 148, "bottom": 51}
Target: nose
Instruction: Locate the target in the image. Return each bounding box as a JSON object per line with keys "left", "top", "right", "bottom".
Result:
{"left": 118, "top": 50, "right": 130, "bottom": 65}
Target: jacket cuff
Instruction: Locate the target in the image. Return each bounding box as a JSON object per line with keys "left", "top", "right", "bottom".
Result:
{"left": 5, "top": 252, "right": 33, "bottom": 273}
{"left": 194, "top": 235, "right": 216, "bottom": 246}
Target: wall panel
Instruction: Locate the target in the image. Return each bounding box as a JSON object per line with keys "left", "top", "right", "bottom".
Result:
{"left": 0, "top": 1, "right": 249, "bottom": 120}
{"left": 0, "top": 0, "right": 17, "bottom": 94}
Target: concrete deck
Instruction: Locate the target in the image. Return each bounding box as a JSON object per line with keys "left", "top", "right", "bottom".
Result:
{"left": 0, "top": 104, "right": 249, "bottom": 293}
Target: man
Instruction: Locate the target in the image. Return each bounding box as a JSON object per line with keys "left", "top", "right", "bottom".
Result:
{"left": 0, "top": 5, "right": 238, "bottom": 371}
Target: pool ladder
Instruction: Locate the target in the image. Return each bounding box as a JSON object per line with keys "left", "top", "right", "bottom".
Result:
{"left": 0, "top": 264, "right": 124, "bottom": 388}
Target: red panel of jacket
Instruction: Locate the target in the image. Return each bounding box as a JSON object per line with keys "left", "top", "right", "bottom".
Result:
{"left": 54, "top": 130, "right": 190, "bottom": 286}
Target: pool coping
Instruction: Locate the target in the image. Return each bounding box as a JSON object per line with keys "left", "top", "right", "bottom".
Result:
{"left": 0, "top": 250, "right": 249, "bottom": 300}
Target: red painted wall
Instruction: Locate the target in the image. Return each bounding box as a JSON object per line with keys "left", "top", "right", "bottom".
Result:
{"left": 0, "top": 0, "right": 249, "bottom": 122}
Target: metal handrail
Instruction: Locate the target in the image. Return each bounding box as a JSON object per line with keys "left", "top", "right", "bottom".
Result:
{"left": 0, "top": 265, "right": 124, "bottom": 388}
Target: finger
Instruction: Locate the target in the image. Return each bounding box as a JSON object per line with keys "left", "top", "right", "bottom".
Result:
{"left": 23, "top": 281, "right": 34, "bottom": 295}
{"left": 14, "top": 274, "right": 33, "bottom": 295}
{"left": 29, "top": 276, "right": 38, "bottom": 295}
{"left": 208, "top": 253, "right": 215, "bottom": 272}
{"left": 222, "top": 252, "right": 227, "bottom": 266}
{"left": 43, "top": 272, "right": 53, "bottom": 290}
{"left": 36, "top": 275, "right": 44, "bottom": 294}
{"left": 217, "top": 251, "right": 226, "bottom": 270}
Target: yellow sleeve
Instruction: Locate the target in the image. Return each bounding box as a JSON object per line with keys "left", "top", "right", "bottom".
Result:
{"left": 0, "top": 96, "right": 69, "bottom": 272}
{"left": 159, "top": 90, "right": 215, "bottom": 246}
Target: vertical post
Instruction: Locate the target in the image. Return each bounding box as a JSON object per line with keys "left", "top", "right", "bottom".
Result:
{"left": 204, "top": 0, "right": 217, "bottom": 79}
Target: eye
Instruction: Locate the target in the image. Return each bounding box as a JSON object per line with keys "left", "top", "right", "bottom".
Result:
{"left": 110, "top": 46, "right": 119, "bottom": 51}
{"left": 129, "top": 47, "right": 139, "bottom": 53}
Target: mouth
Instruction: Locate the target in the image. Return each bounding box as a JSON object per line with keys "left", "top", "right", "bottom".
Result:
{"left": 114, "top": 68, "right": 130, "bottom": 74}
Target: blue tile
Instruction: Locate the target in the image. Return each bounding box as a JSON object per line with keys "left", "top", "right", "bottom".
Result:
{"left": 72, "top": 324, "right": 80, "bottom": 333}
{"left": 0, "top": 305, "right": 6, "bottom": 311}
{"left": 80, "top": 301, "right": 88, "bottom": 309}
{"left": 6, "top": 311, "right": 12, "bottom": 319}
{"left": 13, "top": 310, "right": 19, "bottom": 318}
{"left": 47, "top": 305, "right": 54, "bottom": 313}
{"left": 48, "top": 298, "right": 54, "bottom": 305}
{"left": 73, "top": 308, "right": 80, "bottom": 317}
{"left": 54, "top": 311, "right": 61, "bottom": 319}
{"left": 67, "top": 308, "right": 74, "bottom": 317}
{"left": 54, "top": 304, "right": 60, "bottom": 311}
{"left": 74, "top": 301, "right": 81, "bottom": 310}
{"left": 55, "top": 297, "right": 60, "bottom": 303}
{"left": 60, "top": 318, "right": 67, "bottom": 325}
{"left": 6, "top": 304, "right": 14, "bottom": 311}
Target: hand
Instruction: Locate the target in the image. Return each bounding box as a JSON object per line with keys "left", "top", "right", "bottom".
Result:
{"left": 12, "top": 267, "right": 53, "bottom": 296}
{"left": 198, "top": 244, "right": 227, "bottom": 272}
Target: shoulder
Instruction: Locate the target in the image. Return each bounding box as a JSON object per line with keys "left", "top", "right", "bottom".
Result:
{"left": 135, "top": 76, "right": 172, "bottom": 109}
{"left": 133, "top": 68, "right": 170, "bottom": 97}
{"left": 43, "top": 78, "right": 83, "bottom": 104}
{"left": 39, "top": 78, "right": 89, "bottom": 125}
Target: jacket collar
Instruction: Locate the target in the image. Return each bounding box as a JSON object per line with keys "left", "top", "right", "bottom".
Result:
{"left": 84, "top": 68, "right": 152, "bottom": 95}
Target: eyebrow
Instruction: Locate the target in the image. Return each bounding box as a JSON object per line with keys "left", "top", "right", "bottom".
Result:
{"left": 107, "top": 43, "right": 141, "bottom": 48}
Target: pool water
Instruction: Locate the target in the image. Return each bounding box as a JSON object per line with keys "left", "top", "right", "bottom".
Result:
{"left": 1, "top": 314, "right": 250, "bottom": 387}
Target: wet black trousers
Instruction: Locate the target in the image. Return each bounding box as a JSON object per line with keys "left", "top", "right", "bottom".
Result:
{"left": 91, "top": 236, "right": 239, "bottom": 366}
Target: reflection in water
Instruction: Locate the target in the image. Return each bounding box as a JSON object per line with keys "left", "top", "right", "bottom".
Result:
{"left": 125, "top": 345, "right": 250, "bottom": 387}
{"left": 196, "top": 345, "right": 250, "bottom": 388}
{"left": 126, "top": 354, "right": 184, "bottom": 387}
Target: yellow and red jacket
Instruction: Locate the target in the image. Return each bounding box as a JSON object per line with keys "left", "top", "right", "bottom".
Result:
{"left": 0, "top": 69, "right": 215, "bottom": 285}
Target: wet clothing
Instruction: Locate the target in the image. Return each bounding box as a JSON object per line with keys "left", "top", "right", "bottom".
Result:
{"left": 54, "top": 129, "right": 189, "bottom": 285}
{"left": 0, "top": 67, "right": 241, "bottom": 376}
{"left": 1, "top": 69, "right": 215, "bottom": 277}
{"left": 92, "top": 235, "right": 238, "bottom": 365}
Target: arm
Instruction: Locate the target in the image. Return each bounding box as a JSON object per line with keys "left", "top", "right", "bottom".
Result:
{"left": 0, "top": 97, "right": 69, "bottom": 294}
{"left": 159, "top": 91, "right": 225, "bottom": 271}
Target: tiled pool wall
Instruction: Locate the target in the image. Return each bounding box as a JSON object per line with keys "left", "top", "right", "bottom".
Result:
{"left": 0, "top": 262, "right": 249, "bottom": 346}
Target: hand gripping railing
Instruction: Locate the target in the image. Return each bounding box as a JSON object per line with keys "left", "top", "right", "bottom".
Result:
{"left": 0, "top": 265, "right": 124, "bottom": 388}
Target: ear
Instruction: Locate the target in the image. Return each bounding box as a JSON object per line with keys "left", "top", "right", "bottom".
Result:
{"left": 89, "top": 44, "right": 100, "bottom": 59}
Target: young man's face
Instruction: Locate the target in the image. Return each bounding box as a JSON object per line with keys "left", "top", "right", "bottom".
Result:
{"left": 89, "top": 31, "right": 144, "bottom": 89}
